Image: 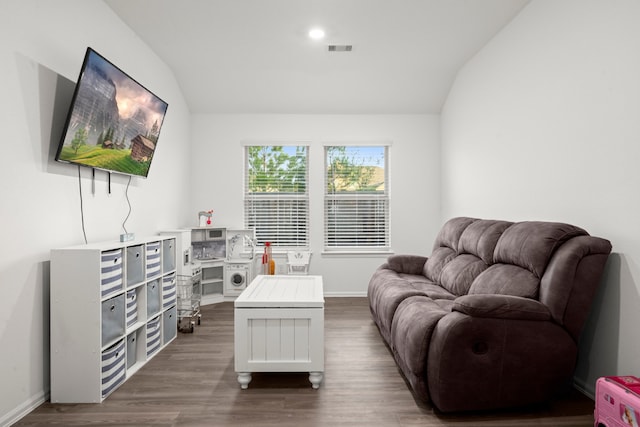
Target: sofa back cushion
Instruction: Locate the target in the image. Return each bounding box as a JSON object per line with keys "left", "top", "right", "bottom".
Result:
{"left": 424, "top": 218, "right": 514, "bottom": 296}
{"left": 468, "top": 264, "right": 540, "bottom": 298}
{"left": 423, "top": 217, "right": 475, "bottom": 285}
{"left": 424, "top": 217, "right": 591, "bottom": 300}
{"left": 468, "top": 221, "right": 587, "bottom": 297}
{"left": 439, "top": 254, "right": 489, "bottom": 295}
{"left": 493, "top": 222, "right": 587, "bottom": 278}
{"left": 459, "top": 220, "right": 513, "bottom": 264}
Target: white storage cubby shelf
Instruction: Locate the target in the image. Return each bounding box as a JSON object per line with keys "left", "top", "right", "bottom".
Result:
{"left": 50, "top": 235, "right": 178, "bottom": 403}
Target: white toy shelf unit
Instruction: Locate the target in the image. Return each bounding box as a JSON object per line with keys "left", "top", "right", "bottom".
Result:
{"left": 50, "top": 235, "right": 178, "bottom": 403}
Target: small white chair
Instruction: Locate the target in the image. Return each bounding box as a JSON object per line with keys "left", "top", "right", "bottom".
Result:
{"left": 286, "top": 250, "right": 311, "bottom": 275}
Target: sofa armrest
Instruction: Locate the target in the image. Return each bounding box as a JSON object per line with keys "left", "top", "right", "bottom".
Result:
{"left": 428, "top": 308, "right": 575, "bottom": 412}
{"left": 452, "top": 294, "right": 551, "bottom": 321}
{"left": 385, "top": 254, "right": 428, "bottom": 275}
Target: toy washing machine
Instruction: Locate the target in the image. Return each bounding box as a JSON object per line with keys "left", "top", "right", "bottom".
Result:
{"left": 224, "top": 260, "right": 254, "bottom": 297}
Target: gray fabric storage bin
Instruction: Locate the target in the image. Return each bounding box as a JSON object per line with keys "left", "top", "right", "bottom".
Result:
{"left": 163, "top": 305, "right": 177, "bottom": 344}
{"left": 162, "top": 239, "right": 176, "bottom": 273}
{"left": 146, "top": 241, "right": 161, "bottom": 279}
{"left": 126, "top": 332, "right": 137, "bottom": 369}
{"left": 147, "top": 279, "right": 161, "bottom": 317}
{"left": 126, "top": 245, "right": 145, "bottom": 287}
{"left": 101, "top": 294, "right": 125, "bottom": 347}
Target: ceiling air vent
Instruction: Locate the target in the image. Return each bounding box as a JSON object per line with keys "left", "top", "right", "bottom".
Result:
{"left": 328, "top": 45, "right": 353, "bottom": 52}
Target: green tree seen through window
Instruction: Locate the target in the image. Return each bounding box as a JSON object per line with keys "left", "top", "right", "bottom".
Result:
{"left": 245, "top": 145, "right": 309, "bottom": 247}
{"left": 326, "top": 146, "right": 385, "bottom": 193}
{"left": 324, "top": 145, "right": 389, "bottom": 250}
{"left": 247, "top": 146, "right": 306, "bottom": 193}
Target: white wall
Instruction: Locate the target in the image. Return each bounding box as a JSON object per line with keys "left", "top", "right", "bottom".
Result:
{"left": 190, "top": 114, "right": 441, "bottom": 295}
{"left": 441, "top": 0, "right": 640, "bottom": 395}
{"left": 12, "top": 0, "right": 631, "bottom": 421}
{"left": 0, "top": 1, "right": 191, "bottom": 424}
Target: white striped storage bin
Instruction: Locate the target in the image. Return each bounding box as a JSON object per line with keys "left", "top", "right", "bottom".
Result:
{"left": 101, "top": 339, "right": 126, "bottom": 398}
{"left": 146, "top": 241, "right": 161, "bottom": 279}
{"left": 146, "top": 317, "right": 161, "bottom": 357}
{"left": 162, "top": 272, "right": 177, "bottom": 309}
{"left": 126, "top": 289, "right": 137, "bottom": 328}
{"left": 100, "top": 249, "right": 123, "bottom": 297}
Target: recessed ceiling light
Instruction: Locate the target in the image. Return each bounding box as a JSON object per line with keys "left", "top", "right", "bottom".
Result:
{"left": 308, "top": 28, "right": 325, "bottom": 40}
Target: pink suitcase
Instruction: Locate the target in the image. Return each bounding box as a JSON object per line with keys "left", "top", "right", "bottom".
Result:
{"left": 595, "top": 376, "right": 640, "bottom": 427}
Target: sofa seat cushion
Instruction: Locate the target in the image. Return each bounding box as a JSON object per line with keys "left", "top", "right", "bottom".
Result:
{"left": 397, "top": 273, "right": 456, "bottom": 300}
{"left": 433, "top": 299, "right": 455, "bottom": 312}
{"left": 369, "top": 269, "right": 455, "bottom": 343}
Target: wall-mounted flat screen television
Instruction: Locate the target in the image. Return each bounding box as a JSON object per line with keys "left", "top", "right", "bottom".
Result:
{"left": 55, "top": 47, "right": 168, "bottom": 178}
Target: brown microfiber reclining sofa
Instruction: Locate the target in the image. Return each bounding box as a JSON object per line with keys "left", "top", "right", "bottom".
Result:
{"left": 368, "top": 217, "right": 611, "bottom": 412}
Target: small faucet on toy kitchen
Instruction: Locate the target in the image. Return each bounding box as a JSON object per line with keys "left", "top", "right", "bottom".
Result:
{"left": 261, "top": 242, "right": 276, "bottom": 275}
{"left": 198, "top": 210, "right": 213, "bottom": 227}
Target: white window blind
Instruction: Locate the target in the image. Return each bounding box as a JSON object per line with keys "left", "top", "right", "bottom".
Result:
{"left": 324, "top": 145, "right": 390, "bottom": 251}
{"left": 244, "top": 145, "right": 309, "bottom": 248}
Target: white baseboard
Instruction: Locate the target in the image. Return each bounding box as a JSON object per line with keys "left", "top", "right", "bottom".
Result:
{"left": 324, "top": 292, "right": 367, "bottom": 297}
{"left": 1, "top": 391, "right": 47, "bottom": 427}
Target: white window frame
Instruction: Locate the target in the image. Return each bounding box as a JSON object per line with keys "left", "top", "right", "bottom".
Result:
{"left": 243, "top": 143, "right": 309, "bottom": 249}
{"left": 323, "top": 143, "right": 391, "bottom": 253}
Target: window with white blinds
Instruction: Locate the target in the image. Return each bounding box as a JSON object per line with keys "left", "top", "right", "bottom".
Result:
{"left": 244, "top": 145, "right": 309, "bottom": 248}
{"left": 324, "top": 145, "right": 390, "bottom": 251}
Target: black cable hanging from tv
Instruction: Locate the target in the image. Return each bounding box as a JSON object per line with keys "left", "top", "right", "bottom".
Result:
{"left": 78, "top": 166, "right": 88, "bottom": 244}
{"left": 122, "top": 176, "right": 132, "bottom": 234}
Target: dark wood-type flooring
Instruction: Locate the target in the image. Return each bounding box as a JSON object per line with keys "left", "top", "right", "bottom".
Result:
{"left": 16, "top": 298, "right": 595, "bottom": 426}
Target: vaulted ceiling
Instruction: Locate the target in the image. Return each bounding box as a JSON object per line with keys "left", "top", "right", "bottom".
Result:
{"left": 105, "top": 0, "right": 530, "bottom": 114}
